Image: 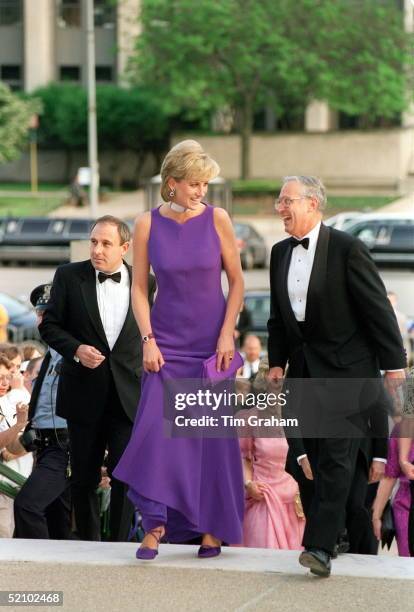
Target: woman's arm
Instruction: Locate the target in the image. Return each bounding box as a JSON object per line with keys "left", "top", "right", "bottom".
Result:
{"left": 371, "top": 476, "right": 396, "bottom": 540}
{"left": 0, "top": 422, "right": 26, "bottom": 452}
{"left": 132, "top": 213, "right": 164, "bottom": 373}
{"left": 213, "top": 208, "right": 244, "bottom": 371}
{"left": 399, "top": 436, "right": 414, "bottom": 479}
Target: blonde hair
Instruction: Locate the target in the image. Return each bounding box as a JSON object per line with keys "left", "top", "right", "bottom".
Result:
{"left": 160, "top": 140, "right": 220, "bottom": 202}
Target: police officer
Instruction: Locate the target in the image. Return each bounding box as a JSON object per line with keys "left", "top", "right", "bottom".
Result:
{"left": 14, "top": 284, "right": 71, "bottom": 539}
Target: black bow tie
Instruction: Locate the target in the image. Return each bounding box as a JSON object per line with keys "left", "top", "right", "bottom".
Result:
{"left": 98, "top": 271, "right": 121, "bottom": 284}
{"left": 290, "top": 237, "right": 309, "bottom": 250}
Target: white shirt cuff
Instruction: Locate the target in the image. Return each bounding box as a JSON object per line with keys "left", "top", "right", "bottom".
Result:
{"left": 373, "top": 457, "right": 387, "bottom": 464}
{"left": 386, "top": 369, "right": 405, "bottom": 373}
{"left": 297, "top": 454, "right": 307, "bottom": 465}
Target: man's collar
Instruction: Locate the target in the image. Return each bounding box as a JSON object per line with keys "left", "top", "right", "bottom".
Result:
{"left": 293, "top": 221, "right": 321, "bottom": 250}
{"left": 94, "top": 262, "right": 125, "bottom": 278}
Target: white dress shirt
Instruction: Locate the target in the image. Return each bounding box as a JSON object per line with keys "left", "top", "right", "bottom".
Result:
{"left": 241, "top": 358, "right": 261, "bottom": 380}
{"left": 287, "top": 221, "right": 321, "bottom": 322}
{"left": 95, "top": 263, "right": 130, "bottom": 350}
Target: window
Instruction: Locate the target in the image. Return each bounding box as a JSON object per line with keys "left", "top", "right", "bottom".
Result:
{"left": 0, "top": 0, "right": 22, "bottom": 26}
{"left": 95, "top": 65, "right": 113, "bottom": 82}
{"left": 94, "top": 0, "right": 115, "bottom": 28}
{"left": 20, "top": 220, "right": 51, "bottom": 234}
{"left": 59, "top": 65, "right": 81, "bottom": 82}
{"left": 1, "top": 64, "right": 22, "bottom": 90}
{"left": 1, "top": 64, "right": 20, "bottom": 80}
{"left": 69, "top": 220, "right": 94, "bottom": 236}
{"left": 57, "top": 0, "right": 81, "bottom": 28}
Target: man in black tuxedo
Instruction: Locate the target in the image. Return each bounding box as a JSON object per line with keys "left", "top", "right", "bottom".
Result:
{"left": 39, "top": 215, "right": 156, "bottom": 541}
{"left": 267, "top": 176, "right": 406, "bottom": 576}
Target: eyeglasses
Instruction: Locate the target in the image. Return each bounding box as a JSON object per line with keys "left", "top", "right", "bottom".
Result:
{"left": 275, "top": 196, "right": 311, "bottom": 209}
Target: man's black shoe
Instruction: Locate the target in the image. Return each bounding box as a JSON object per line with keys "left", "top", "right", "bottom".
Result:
{"left": 332, "top": 530, "right": 350, "bottom": 558}
{"left": 299, "top": 548, "right": 331, "bottom": 577}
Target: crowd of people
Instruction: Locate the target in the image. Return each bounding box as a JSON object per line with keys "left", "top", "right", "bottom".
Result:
{"left": 0, "top": 140, "right": 413, "bottom": 578}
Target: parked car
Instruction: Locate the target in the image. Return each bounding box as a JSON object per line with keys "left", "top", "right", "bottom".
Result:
{"left": 0, "top": 217, "right": 95, "bottom": 264}
{"left": 234, "top": 222, "right": 267, "bottom": 270}
{"left": 243, "top": 290, "right": 271, "bottom": 345}
{"left": 343, "top": 214, "right": 414, "bottom": 268}
{"left": 0, "top": 292, "right": 39, "bottom": 342}
{"left": 324, "top": 212, "right": 364, "bottom": 231}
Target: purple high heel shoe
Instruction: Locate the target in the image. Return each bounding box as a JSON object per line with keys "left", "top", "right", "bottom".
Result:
{"left": 197, "top": 544, "right": 222, "bottom": 558}
{"left": 136, "top": 527, "right": 164, "bottom": 560}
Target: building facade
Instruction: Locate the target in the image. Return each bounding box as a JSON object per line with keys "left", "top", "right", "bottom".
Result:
{"left": 0, "top": 0, "right": 140, "bottom": 92}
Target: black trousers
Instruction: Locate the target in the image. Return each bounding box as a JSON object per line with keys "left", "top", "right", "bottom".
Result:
{"left": 67, "top": 379, "right": 134, "bottom": 542}
{"left": 285, "top": 355, "right": 359, "bottom": 555}
{"left": 14, "top": 442, "right": 71, "bottom": 540}
{"left": 346, "top": 457, "right": 379, "bottom": 555}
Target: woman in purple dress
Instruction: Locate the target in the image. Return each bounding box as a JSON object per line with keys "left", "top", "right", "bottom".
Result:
{"left": 372, "top": 423, "right": 414, "bottom": 556}
{"left": 114, "top": 140, "right": 245, "bottom": 559}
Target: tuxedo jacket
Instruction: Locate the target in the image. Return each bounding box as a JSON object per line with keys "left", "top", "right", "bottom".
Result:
{"left": 268, "top": 224, "right": 406, "bottom": 459}
{"left": 268, "top": 224, "right": 406, "bottom": 378}
{"left": 39, "top": 260, "right": 156, "bottom": 426}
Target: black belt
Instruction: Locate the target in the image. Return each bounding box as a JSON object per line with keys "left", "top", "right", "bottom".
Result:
{"left": 37, "top": 428, "right": 69, "bottom": 446}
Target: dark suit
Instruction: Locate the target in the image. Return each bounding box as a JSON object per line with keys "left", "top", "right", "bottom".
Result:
{"left": 268, "top": 224, "right": 406, "bottom": 554}
{"left": 39, "top": 259, "right": 156, "bottom": 541}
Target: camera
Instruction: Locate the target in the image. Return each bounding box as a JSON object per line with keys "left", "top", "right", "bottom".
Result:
{"left": 19, "top": 428, "right": 42, "bottom": 452}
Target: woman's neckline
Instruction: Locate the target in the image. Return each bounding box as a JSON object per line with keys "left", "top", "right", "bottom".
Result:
{"left": 156, "top": 203, "right": 209, "bottom": 226}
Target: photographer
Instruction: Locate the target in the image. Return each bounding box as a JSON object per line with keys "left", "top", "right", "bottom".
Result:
{"left": 13, "top": 284, "right": 71, "bottom": 540}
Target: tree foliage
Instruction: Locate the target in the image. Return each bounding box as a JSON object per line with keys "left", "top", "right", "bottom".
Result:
{"left": 31, "top": 83, "right": 169, "bottom": 184}
{"left": 130, "top": 0, "right": 412, "bottom": 178}
{"left": 0, "top": 83, "right": 41, "bottom": 164}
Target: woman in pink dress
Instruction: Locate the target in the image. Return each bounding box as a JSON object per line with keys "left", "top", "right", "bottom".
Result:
{"left": 239, "top": 418, "right": 305, "bottom": 549}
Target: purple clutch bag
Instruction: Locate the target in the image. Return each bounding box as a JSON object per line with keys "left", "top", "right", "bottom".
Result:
{"left": 202, "top": 351, "right": 243, "bottom": 385}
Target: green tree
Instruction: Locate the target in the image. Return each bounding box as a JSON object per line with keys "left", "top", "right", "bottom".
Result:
{"left": 31, "top": 83, "right": 87, "bottom": 179}
{"left": 130, "top": 0, "right": 412, "bottom": 178}
{"left": 97, "top": 85, "right": 169, "bottom": 188}
{"left": 0, "top": 82, "right": 41, "bottom": 164}
{"left": 32, "top": 83, "right": 169, "bottom": 185}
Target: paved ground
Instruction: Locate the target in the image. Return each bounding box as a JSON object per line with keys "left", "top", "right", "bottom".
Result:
{"left": 0, "top": 540, "right": 413, "bottom": 612}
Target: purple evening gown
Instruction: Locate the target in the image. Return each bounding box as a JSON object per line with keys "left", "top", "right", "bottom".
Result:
{"left": 385, "top": 425, "right": 414, "bottom": 557}
{"left": 114, "top": 204, "right": 244, "bottom": 544}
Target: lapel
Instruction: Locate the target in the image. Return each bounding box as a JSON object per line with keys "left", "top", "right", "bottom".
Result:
{"left": 111, "top": 262, "right": 137, "bottom": 352}
{"left": 80, "top": 260, "right": 109, "bottom": 349}
{"left": 276, "top": 241, "right": 303, "bottom": 338}
{"left": 304, "top": 223, "right": 330, "bottom": 336}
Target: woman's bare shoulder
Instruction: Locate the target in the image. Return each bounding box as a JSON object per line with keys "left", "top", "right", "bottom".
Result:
{"left": 133, "top": 211, "right": 152, "bottom": 239}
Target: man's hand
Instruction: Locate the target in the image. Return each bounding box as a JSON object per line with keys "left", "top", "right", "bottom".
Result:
{"left": 369, "top": 460, "right": 386, "bottom": 483}
{"left": 15, "top": 402, "right": 28, "bottom": 427}
{"left": 75, "top": 345, "right": 105, "bottom": 369}
{"left": 299, "top": 456, "right": 314, "bottom": 480}
{"left": 384, "top": 370, "right": 406, "bottom": 417}
{"left": 267, "top": 367, "right": 284, "bottom": 392}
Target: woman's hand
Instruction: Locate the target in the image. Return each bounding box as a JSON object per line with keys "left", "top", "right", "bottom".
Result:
{"left": 15, "top": 402, "right": 28, "bottom": 427}
{"left": 245, "top": 480, "right": 269, "bottom": 501}
{"left": 216, "top": 331, "right": 235, "bottom": 372}
{"left": 143, "top": 340, "right": 165, "bottom": 373}
{"left": 372, "top": 516, "right": 382, "bottom": 541}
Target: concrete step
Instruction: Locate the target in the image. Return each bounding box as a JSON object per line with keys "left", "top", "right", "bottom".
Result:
{"left": 0, "top": 540, "right": 413, "bottom": 612}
